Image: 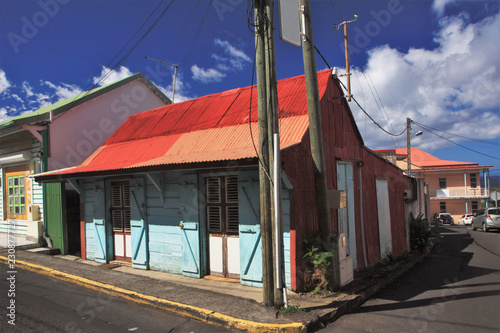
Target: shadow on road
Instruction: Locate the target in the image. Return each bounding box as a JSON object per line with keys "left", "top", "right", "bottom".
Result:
{"left": 351, "top": 226, "right": 500, "bottom": 315}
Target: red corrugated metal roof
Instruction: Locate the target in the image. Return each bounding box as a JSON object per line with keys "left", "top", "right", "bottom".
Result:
{"left": 37, "top": 70, "right": 332, "bottom": 178}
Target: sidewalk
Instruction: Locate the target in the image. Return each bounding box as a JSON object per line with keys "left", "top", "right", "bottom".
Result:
{"left": 0, "top": 246, "right": 427, "bottom": 332}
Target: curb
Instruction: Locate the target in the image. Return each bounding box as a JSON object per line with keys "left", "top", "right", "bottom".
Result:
{"left": 0, "top": 256, "right": 306, "bottom": 333}
{"left": 310, "top": 251, "right": 429, "bottom": 330}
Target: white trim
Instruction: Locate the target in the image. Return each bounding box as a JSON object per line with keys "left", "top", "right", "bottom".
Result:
{"left": 0, "top": 153, "right": 29, "bottom": 165}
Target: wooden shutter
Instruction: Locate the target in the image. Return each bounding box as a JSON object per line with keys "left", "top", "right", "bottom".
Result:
{"left": 206, "top": 176, "right": 239, "bottom": 234}
{"left": 111, "top": 183, "right": 131, "bottom": 232}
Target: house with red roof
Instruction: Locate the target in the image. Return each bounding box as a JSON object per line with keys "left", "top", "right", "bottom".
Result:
{"left": 34, "top": 70, "right": 409, "bottom": 291}
{"left": 375, "top": 148, "right": 493, "bottom": 222}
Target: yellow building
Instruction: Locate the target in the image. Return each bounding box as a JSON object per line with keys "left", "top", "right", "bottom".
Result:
{"left": 375, "top": 148, "right": 493, "bottom": 223}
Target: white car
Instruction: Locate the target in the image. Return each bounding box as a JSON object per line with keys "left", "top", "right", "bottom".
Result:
{"left": 458, "top": 214, "right": 474, "bottom": 226}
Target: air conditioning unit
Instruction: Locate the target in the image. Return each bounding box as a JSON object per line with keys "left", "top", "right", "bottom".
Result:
{"left": 28, "top": 205, "right": 40, "bottom": 221}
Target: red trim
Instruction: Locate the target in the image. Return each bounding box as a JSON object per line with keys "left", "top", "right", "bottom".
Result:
{"left": 290, "top": 229, "right": 297, "bottom": 291}
{"left": 80, "top": 219, "right": 86, "bottom": 260}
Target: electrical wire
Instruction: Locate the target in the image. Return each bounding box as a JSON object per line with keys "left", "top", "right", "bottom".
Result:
{"left": 180, "top": 0, "right": 213, "bottom": 68}
{"left": 412, "top": 121, "right": 499, "bottom": 146}
{"left": 66, "top": 0, "right": 176, "bottom": 108}
{"left": 412, "top": 122, "right": 500, "bottom": 161}
{"left": 338, "top": 79, "right": 406, "bottom": 137}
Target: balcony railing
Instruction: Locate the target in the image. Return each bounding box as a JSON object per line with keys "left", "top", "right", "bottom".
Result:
{"left": 430, "top": 188, "right": 489, "bottom": 199}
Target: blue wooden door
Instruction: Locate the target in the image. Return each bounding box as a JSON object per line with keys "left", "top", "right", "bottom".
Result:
{"left": 93, "top": 180, "right": 107, "bottom": 263}
{"left": 93, "top": 218, "right": 107, "bottom": 263}
{"left": 239, "top": 180, "right": 262, "bottom": 286}
{"left": 181, "top": 222, "right": 201, "bottom": 278}
{"left": 130, "top": 178, "right": 148, "bottom": 269}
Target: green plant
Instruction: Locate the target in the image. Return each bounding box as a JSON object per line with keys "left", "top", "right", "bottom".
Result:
{"left": 303, "top": 237, "right": 334, "bottom": 295}
{"left": 410, "top": 212, "right": 438, "bottom": 252}
{"left": 280, "top": 304, "right": 301, "bottom": 313}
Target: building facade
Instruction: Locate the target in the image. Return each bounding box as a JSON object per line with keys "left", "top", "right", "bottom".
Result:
{"left": 376, "top": 148, "right": 493, "bottom": 222}
{"left": 36, "top": 70, "right": 409, "bottom": 291}
{"left": 0, "top": 74, "right": 170, "bottom": 253}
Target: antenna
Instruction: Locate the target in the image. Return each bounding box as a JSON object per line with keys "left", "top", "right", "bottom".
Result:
{"left": 333, "top": 14, "right": 358, "bottom": 102}
{"left": 145, "top": 57, "right": 178, "bottom": 103}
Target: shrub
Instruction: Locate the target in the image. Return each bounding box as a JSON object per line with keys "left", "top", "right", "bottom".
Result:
{"left": 410, "top": 212, "right": 438, "bottom": 252}
{"left": 303, "top": 236, "right": 334, "bottom": 295}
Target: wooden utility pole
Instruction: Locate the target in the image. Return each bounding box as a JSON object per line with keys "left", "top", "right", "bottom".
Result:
{"left": 299, "top": 0, "right": 331, "bottom": 240}
{"left": 255, "top": 0, "right": 274, "bottom": 307}
{"left": 264, "top": 0, "right": 284, "bottom": 308}
{"left": 407, "top": 117, "right": 411, "bottom": 176}
{"left": 299, "top": 0, "right": 339, "bottom": 286}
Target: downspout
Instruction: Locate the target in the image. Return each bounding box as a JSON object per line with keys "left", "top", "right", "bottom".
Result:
{"left": 464, "top": 170, "right": 468, "bottom": 214}
{"left": 357, "top": 160, "right": 367, "bottom": 267}
{"left": 42, "top": 129, "right": 49, "bottom": 238}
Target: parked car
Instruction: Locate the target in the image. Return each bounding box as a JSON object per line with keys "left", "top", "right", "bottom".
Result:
{"left": 472, "top": 208, "right": 500, "bottom": 232}
{"left": 438, "top": 213, "right": 454, "bottom": 225}
{"left": 458, "top": 214, "right": 474, "bottom": 226}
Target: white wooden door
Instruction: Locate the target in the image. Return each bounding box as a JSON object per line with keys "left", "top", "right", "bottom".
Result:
{"left": 376, "top": 178, "right": 392, "bottom": 258}
{"left": 337, "top": 161, "right": 357, "bottom": 267}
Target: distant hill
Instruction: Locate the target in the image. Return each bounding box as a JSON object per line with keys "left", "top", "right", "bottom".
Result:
{"left": 483, "top": 175, "right": 500, "bottom": 189}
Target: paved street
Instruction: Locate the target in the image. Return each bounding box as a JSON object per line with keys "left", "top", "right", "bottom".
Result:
{"left": 0, "top": 262, "right": 237, "bottom": 332}
{"left": 320, "top": 226, "right": 500, "bottom": 332}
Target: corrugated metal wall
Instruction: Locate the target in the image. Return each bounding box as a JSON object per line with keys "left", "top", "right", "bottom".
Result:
{"left": 283, "top": 75, "right": 407, "bottom": 291}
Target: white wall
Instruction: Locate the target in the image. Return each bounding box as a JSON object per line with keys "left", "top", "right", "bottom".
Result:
{"left": 48, "top": 79, "right": 167, "bottom": 171}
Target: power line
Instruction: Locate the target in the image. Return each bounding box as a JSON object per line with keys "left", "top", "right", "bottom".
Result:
{"left": 338, "top": 79, "right": 405, "bottom": 137}
{"left": 413, "top": 121, "right": 500, "bottom": 161}
{"left": 180, "top": 0, "right": 213, "bottom": 69}
{"left": 66, "top": 0, "right": 176, "bottom": 108}
{"left": 412, "top": 121, "right": 499, "bottom": 146}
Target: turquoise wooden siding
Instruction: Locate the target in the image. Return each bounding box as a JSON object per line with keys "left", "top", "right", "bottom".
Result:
{"left": 80, "top": 168, "right": 291, "bottom": 289}
{"left": 146, "top": 172, "right": 196, "bottom": 274}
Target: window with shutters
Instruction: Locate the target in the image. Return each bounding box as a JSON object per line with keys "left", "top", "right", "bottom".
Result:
{"left": 111, "top": 182, "right": 131, "bottom": 232}
{"left": 206, "top": 176, "right": 239, "bottom": 234}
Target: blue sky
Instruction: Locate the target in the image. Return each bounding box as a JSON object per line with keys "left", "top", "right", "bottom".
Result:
{"left": 1, "top": 0, "right": 499, "bottom": 175}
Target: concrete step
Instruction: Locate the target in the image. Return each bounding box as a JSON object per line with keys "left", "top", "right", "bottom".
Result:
{"left": 27, "top": 247, "right": 61, "bottom": 255}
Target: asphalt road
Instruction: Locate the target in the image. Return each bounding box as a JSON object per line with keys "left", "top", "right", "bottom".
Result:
{"left": 320, "top": 226, "right": 500, "bottom": 333}
{"left": 0, "top": 263, "right": 236, "bottom": 332}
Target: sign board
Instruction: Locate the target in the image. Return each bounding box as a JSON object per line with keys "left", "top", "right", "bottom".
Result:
{"left": 491, "top": 191, "right": 500, "bottom": 201}
{"left": 278, "top": 0, "right": 301, "bottom": 47}
{"left": 327, "top": 190, "right": 346, "bottom": 209}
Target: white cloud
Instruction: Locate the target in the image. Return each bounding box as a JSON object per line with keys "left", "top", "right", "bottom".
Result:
{"left": 92, "top": 66, "right": 134, "bottom": 86}
{"left": 432, "top": 0, "right": 456, "bottom": 16}
{"left": 191, "top": 64, "right": 226, "bottom": 83}
{"left": 0, "top": 70, "right": 11, "bottom": 94}
{"left": 0, "top": 107, "right": 9, "bottom": 124}
{"left": 342, "top": 12, "right": 500, "bottom": 151}
{"left": 191, "top": 39, "right": 250, "bottom": 84}
{"left": 43, "top": 81, "right": 83, "bottom": 101}
{"left": 156, "top": 72, "right": 195, "bottom": 103}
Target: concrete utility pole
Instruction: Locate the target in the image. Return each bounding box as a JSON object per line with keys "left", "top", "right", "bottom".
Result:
{"left": 299, "top": 0, "right": 338, "bottom": 285}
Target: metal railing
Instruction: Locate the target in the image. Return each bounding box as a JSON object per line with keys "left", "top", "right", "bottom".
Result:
{"left": 430, "top": 188, "right": 489, "bottom": 198}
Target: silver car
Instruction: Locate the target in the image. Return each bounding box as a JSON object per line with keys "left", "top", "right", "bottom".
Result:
{"left": 472, "top": 208, "right": 500, "bottom": 232}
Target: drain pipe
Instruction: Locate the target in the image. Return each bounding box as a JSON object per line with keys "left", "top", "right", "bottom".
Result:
{"left": 274, "top": 133, "right": 288, "bottom": 308}
{"left": 358, "top": 160, "right": 367, "bottom": 267}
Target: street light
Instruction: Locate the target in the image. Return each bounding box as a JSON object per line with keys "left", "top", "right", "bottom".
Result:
{"left": 407, "top": 118, "right": 423, "bottom": 177}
